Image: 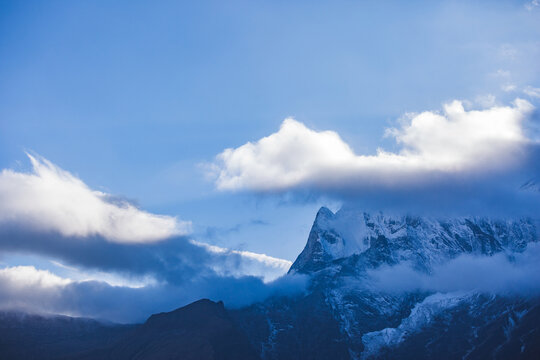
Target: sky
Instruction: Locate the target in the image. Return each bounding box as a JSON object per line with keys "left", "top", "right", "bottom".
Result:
{"left": 1, "top": 0, "right": 540, "bottom": 322}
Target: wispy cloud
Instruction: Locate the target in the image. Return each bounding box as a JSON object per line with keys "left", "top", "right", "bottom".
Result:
{"left": 190, "top": 240, "right": 292, "bottom": 282}
{"left": 524, "top": 85, "right": 540, "bottom": 98}
{"left": 525, "top": 0, "right": 539, "bottom": 11}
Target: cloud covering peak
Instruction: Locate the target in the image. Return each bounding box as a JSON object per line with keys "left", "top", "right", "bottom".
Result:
{"left": 211, "top": 99, "right": 534, "bottom": 192}
{"left": 0, "top": 154, "right": 191, "bottom": 243}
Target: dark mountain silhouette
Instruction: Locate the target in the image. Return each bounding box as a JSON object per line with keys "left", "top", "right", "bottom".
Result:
{"left": 100, "top": 299, "right": 258, "bottom": 360}
{"left": 0, "top": 311, "right": 133, "bottom": 359}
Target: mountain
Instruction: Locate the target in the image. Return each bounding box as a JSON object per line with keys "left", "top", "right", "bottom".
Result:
{"left": 101, "top": 299, "right": 258, "bottom": 360}
{"left": 0, "top": 311, "right": 133, "bottom": 359}
{"left": 290, "top": 206, "right": 537, "bottom": 274}
{"left": 0, "top": 300, "right": 258, "bottom": 360}
{"left": 1, "top": 207, "right": 540, "bottom": 359}
{"left": 231, "top": 207, "right": 540, "bottom": 359}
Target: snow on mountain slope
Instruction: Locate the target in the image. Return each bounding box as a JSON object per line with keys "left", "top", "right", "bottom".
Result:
{"left": 290, "top": 207, "right": 538, "bottom": 275}
{"left": 361, "top": 291, "right": 474, "bottom": 358}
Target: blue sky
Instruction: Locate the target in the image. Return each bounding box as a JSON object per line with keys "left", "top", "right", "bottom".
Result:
{"left": 1, "top": 0, "right": 540, "bottom": 321}
{"left": 2, "top": 0, "right": 539, "bottom": 259}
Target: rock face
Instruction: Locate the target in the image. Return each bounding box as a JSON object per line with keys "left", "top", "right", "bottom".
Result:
{"left": 232, "top": 207, "right": 540, "bottom": 359}
{"left": 290, "top": 206, "right": 537, "bottom": 274}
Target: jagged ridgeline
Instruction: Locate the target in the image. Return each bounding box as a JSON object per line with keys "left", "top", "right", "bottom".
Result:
{"left": 1, "top": 207, "right": 540, "bottom": 359}
{"left": 291, "top": 206, "right": 537, "bottom": 274}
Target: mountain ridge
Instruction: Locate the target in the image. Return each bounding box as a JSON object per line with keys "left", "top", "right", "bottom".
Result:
{"left": 290, "top": 206, "right": 538, "bottom": 275}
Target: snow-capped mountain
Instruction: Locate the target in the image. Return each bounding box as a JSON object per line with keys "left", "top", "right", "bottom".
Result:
{"left": 233, "top": 207, "right": 540, "bottom": 359}
{"left": 290, "top": 206, "right": 537, "bottom": 274}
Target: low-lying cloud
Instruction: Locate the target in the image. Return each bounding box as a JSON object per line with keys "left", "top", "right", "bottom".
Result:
{"left": 365, "top": 242, "right": 540, "bottom": 295}
{"left": 0, "top": 265, "right": 308, "bottom": 323}
{"left": 211, "top": 99, "right": 534, "bottom": 192}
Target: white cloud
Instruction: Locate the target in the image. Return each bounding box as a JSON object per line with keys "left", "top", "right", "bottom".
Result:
{"left": 48, "top": 260, "right": 156, "bottom": 288}
{"left": 490, "top": 69, "right": 511, "bottom": 78}
{"left": 0, "top": 266, "right": 74, "bottom": 316}
{"left": 190, "top": 240, "right": 292, "bottom": 282}
{"left": 525, "top": 0, "right": 539, "bottom": 11}
{"left": 211, "top": 99, "right": 533, "bottom": 192}
{"left": 474, "top": 94, "right": 496, "bottom": 108}
{"left": 501, "top": 84, "right": 517, "bottom": 92}
{"left": 0, "top": 154, "right": 191, "bottom": 243}
{"left": 498, "top": 44, "right": 518, "bottom": 60}
{"left": 524, "top": 85, "right": 540, "bottom": 98}
{"left": 0, "top": 266, "right": 71, "bottom": 289}
{"left": 0, "top": 265, "right": 153, "bottom": 317}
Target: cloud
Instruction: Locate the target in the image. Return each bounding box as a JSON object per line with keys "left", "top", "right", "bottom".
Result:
{"left": 502, "top": 84, "right": 517, "bottom": 92}
{"left": 210, "top": 99, "right": 534, "bottom": 193}
{"left": 0, "top": 265, "right": 308, "bottom": 323}
{"left": 0, "top": 221, "right": 291, "bottom": 284}
{"left": 364, "top": 242, "right": 540, "bottom": 295}
{"left": 474, "top": 94, "right": 496, "bottom": 108}
{"left": 0, "top": 154, "right": 191, "bottom": 243}
{"left": 0, "top": 227, "right": 300, "bottom": 321}
{"left": 490, "top": 69, "right": 511, "bottom": 78}
{"left": 0, "top": 154, "right": 303, "bottom": 321}
{"left": 190, "top": 240, "right": 292, "bottom": 281}
{"left": 0, "top": 154, "right": 292, "bottom": 282}
{"left": 525, "top": 0, "right": 539, "bottom": 11}
{"left": 0, "top": 266, "right": 72, "bottom": 289}
{"left": 524, "top": 85, "right": 540, "bottom": 98}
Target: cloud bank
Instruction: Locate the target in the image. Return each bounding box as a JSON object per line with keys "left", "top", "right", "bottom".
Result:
{"left": 211, "top": 99, "right": 534, "bottom": 192}
{"left": 0, "top": 155, "right": 292, "bottom": 282}
{"left": 0, "top": 265, "right": 307, "bottom": 323}
{"left": 364, "top": 242, "right": 540, "bottom": 296}
{"left": 0, "top": 154, "right": 191, "bottom": 243}
{"left": 0, "top": 154, "right": 301, "bottom": 321}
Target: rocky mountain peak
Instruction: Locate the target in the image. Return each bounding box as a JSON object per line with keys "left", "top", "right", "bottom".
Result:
{"left": 290, "top": 207, "right": 538, "bottom": 275}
